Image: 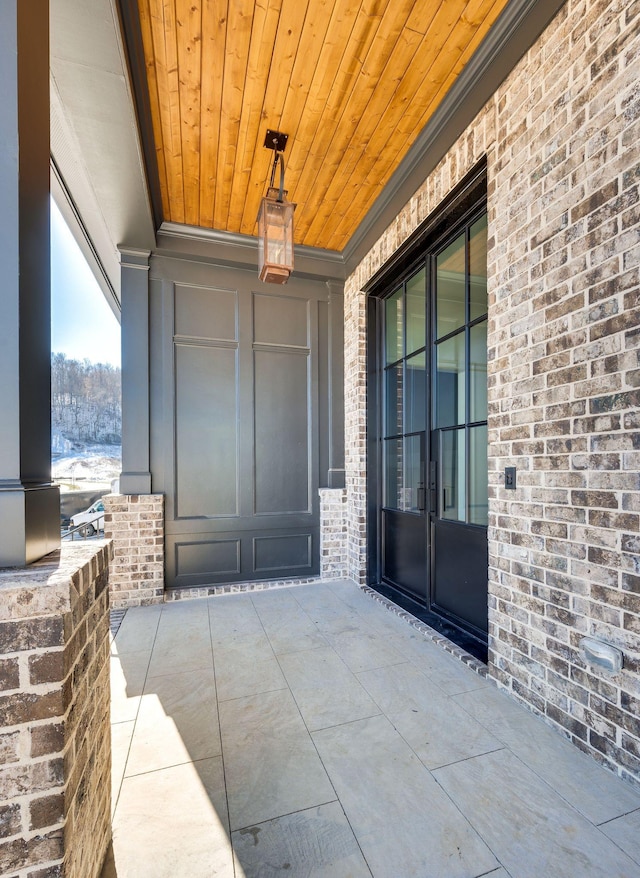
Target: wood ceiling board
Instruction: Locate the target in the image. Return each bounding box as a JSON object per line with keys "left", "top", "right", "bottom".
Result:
{"left": 146, "top": 0, "right": 185, "bottom": 222}
{"left": 198, "top": 0, "right": 228, "bottom": 229}
{"left": 317, "top": 4, "right": 497, "bottom": 250}
{"left": 234, "top": 0, "right": 310, "bottom": 233}
{"left": 214, "top": 0, "right": 255, "bottom": 230}
{"left": 294, "top": 0, "right": 418, "bottom": 241}
{"left": 301, "top": 4, "right": 451, "bottom": 247}
{"left": 294, "top": 0, "right": 482, "bottom": 245}
{"left": 300, "top": 21, "right": 426, "bottom": 246}
{"left": 250, "top": 0, "right": 338, "bottom": 204}
{"left": 324, "top": 0, "right": 503, "bottom": 249}
{"left": 227, "top": 0, "right": 285, "bottom": 232}
{"left": 255, "top": 0, "right": 309, "bottom": 127}
{"left": 293, "top": 5, "right": 422, "bottom": 244}
{"left": 290, "top": 0, "right": 413, "bottom": 242}
{"left": 265, "top": 0, "right": 367, "bottom": 233}
{"left": 138, "top": 0, "right": 513, "bottom": 249}
{"left": 175, "top": 0, "right": 202, "bottom": 226}
{"left": 163, "top": 0, "right": 186, "bottom": 221}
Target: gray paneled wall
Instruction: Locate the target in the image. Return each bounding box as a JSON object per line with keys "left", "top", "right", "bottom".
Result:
{"left": 148, "top": 257, "right": 343, "bottom": 589}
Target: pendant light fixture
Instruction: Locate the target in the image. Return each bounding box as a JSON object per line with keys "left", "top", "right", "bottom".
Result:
{"left": 257, "top": 130, "right": 295, "bottom": 284}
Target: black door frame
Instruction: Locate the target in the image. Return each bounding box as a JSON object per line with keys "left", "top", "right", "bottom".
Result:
{"left": 366, "top": 161, "right": 488, "bottom": 647}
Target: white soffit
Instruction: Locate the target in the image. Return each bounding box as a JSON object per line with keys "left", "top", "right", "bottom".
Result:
{"left": 50, "top": 0, "right": 155, "bottom": 314}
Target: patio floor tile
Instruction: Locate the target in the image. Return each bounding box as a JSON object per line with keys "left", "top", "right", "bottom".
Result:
{"left": 105, "top": 580, "right": 640, "bottom": 877}
{"left": 111, "top": 604, "right": 161, "bottom": 655}
{"left": 219, "top": 688, "right": 336, "bottom": 831}
{"left": 147, "top": 609, "right": 214, "bottom": 677}
{"left": 107, "top": 758, "right": 232, "bottom": 878}
{"left": 213, "top": 632, "right": 288, "bottom": 702}
{"left": 253, "top": 600, "right": 329, "bottom": 655}
{"left": 208, "top": 594, "right": 265, "bottom": 643}
{"left": 110, "top": 650, "right": 149, "bottom": 724}
{"left": 313, "top": 714, "right": 498, "bottom": 877}
{"left": 433, "top": 748, "right": 640, "bottom": 878}
{"left": 278, "top": 645, "right": 380, "bottom": 731}
{"left": 231, "top": 802, "right": 372, "bottom": 877}
{"left": 358, "top": 661, "right": 502, "bottom": 768}
{"left": 453, "top": 685, "right": 640, "bottom": 825}
{"left": 601, "top": 809, "right": 640, "bottom": 863}
{"left": 125, "top": 667, "right": 221, "bottom": 776}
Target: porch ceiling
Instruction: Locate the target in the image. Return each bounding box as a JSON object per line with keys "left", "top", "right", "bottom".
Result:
{"left": 133, "top": 0, "right": 510, "bottom": 252}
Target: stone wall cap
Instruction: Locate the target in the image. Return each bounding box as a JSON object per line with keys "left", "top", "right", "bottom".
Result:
{"left": 0, "top": 541, "right": 112, "bottom": 621}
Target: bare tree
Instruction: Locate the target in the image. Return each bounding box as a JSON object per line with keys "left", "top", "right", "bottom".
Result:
{"left": 52, "top": 353, "right": 121, "bottom": 446}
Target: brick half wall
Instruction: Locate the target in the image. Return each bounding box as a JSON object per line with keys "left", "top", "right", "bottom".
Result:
{"left": 0, "top": 542, "right": 112, "bottom": 878}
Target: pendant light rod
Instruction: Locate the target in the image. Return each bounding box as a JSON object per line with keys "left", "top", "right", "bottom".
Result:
{"left": 264, "top": 129, "right": 289, "bottom": 203}
{"left": 269, "top": 151, "right": 286, "bottom": 202}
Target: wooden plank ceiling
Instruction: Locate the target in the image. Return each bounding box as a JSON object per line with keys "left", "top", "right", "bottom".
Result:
{"left": 136, "top": 0, "right": 508, "bottom": 252}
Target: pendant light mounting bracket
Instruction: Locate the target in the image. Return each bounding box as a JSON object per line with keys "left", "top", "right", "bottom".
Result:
{"left": 263, "top": 129, "right": 288, "bottom": 152}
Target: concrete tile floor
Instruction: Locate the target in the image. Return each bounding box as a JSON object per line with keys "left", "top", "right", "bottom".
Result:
{"left": 102, "top": 580, "right": 640, "bottom": 878}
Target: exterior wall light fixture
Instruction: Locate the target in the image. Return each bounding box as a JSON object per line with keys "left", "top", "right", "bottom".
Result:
{"left": 257, "top": 129, "right": 295, "bottom": 284}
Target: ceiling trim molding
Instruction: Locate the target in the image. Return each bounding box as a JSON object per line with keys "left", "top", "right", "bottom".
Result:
{"left": 156, "top": 222, "right": 346, "bottom": 283}
{"left": 342, "top": 0, "right": 568, "bottom": 275}
{"left": 119, "top": 247, "right": 151, "bottom": 270}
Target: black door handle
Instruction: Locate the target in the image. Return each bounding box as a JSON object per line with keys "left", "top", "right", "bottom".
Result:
{"left": 429, "top": 460, "right": 437, "bottom": 514}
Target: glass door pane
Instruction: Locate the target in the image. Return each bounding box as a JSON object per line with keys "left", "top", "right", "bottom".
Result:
{"left": 441, "top": 429, "right": 465, "bottom": 521}
{"left": 383, "top": 438, "right": 401, "bottom": 509}
{"left": 470, "top": 424, "right": 488, "bottom": 525}
{"left": 435, "top": 332, "right": 465, "bottom": 428}
{"left": 406, "top": 269, "right": 426, "bottom": 354}
{"left": 436, "top": 232, "right": 465, "bottom": 339}
{"left": 384, "top": 364, "right": 402, "bottom": 437}
{"left": 385, "top": 288, "right": 403, "bottom": 364}
{"left": 470, "top": 321, "right": 487, "bottom": 424}
{"left": 382, "top": 269, "right": 426, "bottom": 517}
{"left": 469, "top": 214, "right": 488, "bottom": 322}
{"left": 383, "top": 433, "right": 423, "bottom": 512}
{"left": 405, "top": 351, "right": 426, "bottom": 433}
{"left": 402, "top": 435, "right": 423, "bottom": 512}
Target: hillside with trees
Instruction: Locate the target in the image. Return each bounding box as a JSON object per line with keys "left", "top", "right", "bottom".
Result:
{"left": 52, "top": 353, "right": 121, "bottom": 448}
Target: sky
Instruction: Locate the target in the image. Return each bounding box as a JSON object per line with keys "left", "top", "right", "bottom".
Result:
{"left": 51, "top": 200, "right": 121, "bottom": 367}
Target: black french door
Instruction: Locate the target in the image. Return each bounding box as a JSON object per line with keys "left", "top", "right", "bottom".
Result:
{"left": 380, "top": 269, "right": 428, "bottom": 601}
{"left": 376, "top": 208, "right": 488, "bottom": 640}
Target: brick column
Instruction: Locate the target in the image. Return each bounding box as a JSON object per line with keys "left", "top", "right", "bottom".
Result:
{"left": 103, "top": 494, "right": 165, "bottom": 608}
{"left": 0, "top": 542, "right": 112, "bottom": 878}
{"left": 319, "top": 488, "right": 348, "bottom": 579}
{"left": 343, "top": 274, "right": 369, "bottom": 585}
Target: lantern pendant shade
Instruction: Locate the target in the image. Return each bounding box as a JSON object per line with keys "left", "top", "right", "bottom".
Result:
{"left": 258, "top": 188, "right": 295, "bottom": 284}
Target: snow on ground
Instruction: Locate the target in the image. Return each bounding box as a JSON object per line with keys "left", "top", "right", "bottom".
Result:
{"left": 52, "top": 444, "right": 121, "bottom": 488}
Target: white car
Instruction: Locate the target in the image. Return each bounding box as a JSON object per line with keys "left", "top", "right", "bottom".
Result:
{"left": 70, "top": 499, "right": 105, "bottom": 535}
